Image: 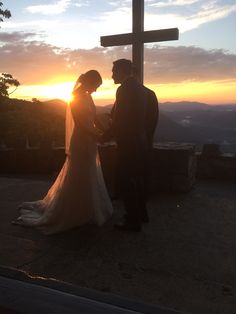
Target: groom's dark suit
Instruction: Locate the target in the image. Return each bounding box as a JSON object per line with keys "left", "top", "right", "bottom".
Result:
{"left": 104, "top": 76, "right": 158, "bottom": 228}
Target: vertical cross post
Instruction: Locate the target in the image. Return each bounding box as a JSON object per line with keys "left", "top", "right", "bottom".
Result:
{"left": 133, "top": 0, "right": 144, "bottom": 83}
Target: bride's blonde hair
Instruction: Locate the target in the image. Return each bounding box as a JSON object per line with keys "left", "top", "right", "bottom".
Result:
{"left": 73, "top": 70, "right": 102, "bottom": 93}
{"left": 79, "top": 70, "right": 102, "bottom": 85}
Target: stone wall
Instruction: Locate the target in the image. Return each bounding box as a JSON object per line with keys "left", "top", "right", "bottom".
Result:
{"left": 0, "top": 146, "right": 65, "bottom": 175}
{"left": 0, "top": 141, "right": 197, "bottom": 194}
{"left": 0, "top": 142, "right": 235, "bottom": 195}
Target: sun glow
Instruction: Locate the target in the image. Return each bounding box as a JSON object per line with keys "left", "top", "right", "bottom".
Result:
{"left": 14, "top": 81, "right": 75, "bottom": 103}
{"left": 12, "top": 79, "right": 236, "bottom": 105}
{"left": 13, "top": 79, "right": 117, "bottom": 106}
{"left": 148, "top": 80, "right": 236, "bottom": 104}
{"left": 93, "top": 79, "right": 116, "bottom": 105}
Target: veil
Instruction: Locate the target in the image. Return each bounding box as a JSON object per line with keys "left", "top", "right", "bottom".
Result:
{"left": 65, "top": 79, "right": 80, "bottom": 155}
{"left": 65, "top": 102, "right": 74, "bottom": 155}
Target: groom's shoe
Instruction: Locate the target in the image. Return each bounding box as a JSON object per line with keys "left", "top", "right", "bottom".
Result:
{"left": 142, "top": 211, "right": 149, "bottom": 224}
{"left": 114, "top": 221, "right": 142, "bottom": 232}
{"left": 124, "top": 213, "right": 149, "bottom": 224}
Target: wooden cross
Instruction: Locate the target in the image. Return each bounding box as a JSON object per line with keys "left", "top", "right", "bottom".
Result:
{"left": 100, "top": 0, "right": 179, "bottom": 83}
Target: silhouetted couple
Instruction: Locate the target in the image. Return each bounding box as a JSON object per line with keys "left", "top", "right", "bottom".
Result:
{"left": 13, "top": 59, "right": 158, "bottom": 234}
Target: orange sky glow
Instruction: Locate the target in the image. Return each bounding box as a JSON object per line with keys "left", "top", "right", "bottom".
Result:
{"left": 12, "top": 78, "right": 236, "bottom": 106}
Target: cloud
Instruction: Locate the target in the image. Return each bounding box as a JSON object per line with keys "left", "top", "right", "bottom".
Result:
{"left": 146, "top": 0, "right": 236, "bottom": 33}
{"left": 94, "top": 6, "right": 132, "bottom": 36}
{"left": 1, "top": 33, "right": 236, "bottom": 85}
{"left": 75, "top": 1, "right": 90, "bottom": 7}
{"left": 148, "top": 0, "right": 199, "bottom": 7}
{"left": 144, "top": 45, "right": 236, "bottom": 83}
{"left": 0, "top": 40, "right": 71, "bottom": 84}
{"left": 0, "top": 32, "right": 35, "bottom": 42}
{"left": 190, "top": 2, "right": 236, "bottom": 28}
{"left": 79, "top": 0, "right": 236, "bottom": 39}
{"left": 26, "top": 0, "right": 71, "bottom": 15}
{"left": 1, "top": 19, "right": 61, "bottom": 30}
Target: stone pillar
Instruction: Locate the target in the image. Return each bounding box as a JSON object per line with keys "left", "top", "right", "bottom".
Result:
{"left": 151, "top": 143, "right": 197, "bottom": 192}
{"left": 98, "top": 142, "right": 197, "bottom": 196}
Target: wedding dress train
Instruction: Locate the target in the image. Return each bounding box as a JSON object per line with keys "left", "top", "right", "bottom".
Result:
{"left": 15, "top": 90, "right": 113, "bottom": 234}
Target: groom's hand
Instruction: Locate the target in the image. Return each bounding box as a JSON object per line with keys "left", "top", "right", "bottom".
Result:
{"left": 96, "top": 133, "right": 105, "bottom": 144}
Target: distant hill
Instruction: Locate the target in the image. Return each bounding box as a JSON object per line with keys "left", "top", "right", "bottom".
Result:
{"left": 95, "top": 105, "right": 200, "bottom": 143}
{"left": 160, "top": 103, "right": 236, "bottom": 130}
{"left": 0, "top": 97, "right": 66, "bottom": 147}
{"left": 43, "top": 99, "right": 67, "bottom": 107}
{"left": 41, "top": 99, "right": 67, "bottom": 117}
{"left": 160, "top": 101, "right": 236, "bottom": 112}
{"left": 154, "top": 113, "right": 199, "bottom": 142}
{"left": 158, "top": 102, "right": 236, "bottom": 152}
{"left": 160, "top": 101, "right": 210, "bottom": 111}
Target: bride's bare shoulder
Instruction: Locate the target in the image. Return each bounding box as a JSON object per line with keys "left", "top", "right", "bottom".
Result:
{"left": 71, "top": 89, "right": 87, "bottom": 106}
{"left": 70, "top": 92, "right": 92, "bottom": 117}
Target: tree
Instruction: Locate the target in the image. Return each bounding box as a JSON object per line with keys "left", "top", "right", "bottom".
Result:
{"left": 0, "top": 73, "right": 20, "bottom": 98}
{"left": 0, "top": 3, "right": 20, "bottom": 98}
{"left": 32, "top": 98, "right": 41, "bottom": 103}
{"left": 0, "top": 2, "right": 11, "bottom": 24}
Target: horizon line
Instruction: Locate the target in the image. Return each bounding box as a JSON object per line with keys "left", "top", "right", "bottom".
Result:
{"left": 8, "top": 96, "right": 236, "bottom": 107}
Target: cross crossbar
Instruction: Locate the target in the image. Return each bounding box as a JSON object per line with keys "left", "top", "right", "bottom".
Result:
{"left": 101, "top": 28, "right": 179, "bottom": 47}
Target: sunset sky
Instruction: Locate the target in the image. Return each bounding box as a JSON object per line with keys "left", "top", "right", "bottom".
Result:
{"left": 1, "top": 0, "right": 236, "bottom": 105}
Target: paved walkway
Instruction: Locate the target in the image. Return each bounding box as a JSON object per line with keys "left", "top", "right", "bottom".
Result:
{"left": 0, "top": 175, "right": 236, "bottom": 314}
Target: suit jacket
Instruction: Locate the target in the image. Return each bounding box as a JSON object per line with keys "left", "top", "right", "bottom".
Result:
{"left": 104, "top": 77, "right": 158, "bottom": 150}
{"left": 143, "top": 86, "right": 159, "bottom": 146}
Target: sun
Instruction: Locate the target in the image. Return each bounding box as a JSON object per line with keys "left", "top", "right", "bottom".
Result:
{"left": 40, "top": 82, "right": 74, "bottom": 102}
{"left": 14, "top": 81, "right": 74, "bottom": 103}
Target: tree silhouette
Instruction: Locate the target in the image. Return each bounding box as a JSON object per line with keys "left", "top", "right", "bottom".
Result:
{"left": 0, "top": 2, "right": 11, "bottom": 24}
{"left": 0, "top": 3, "right": 20, "bottom": 98}
{"left": 0, "top": 73, "right": 20, "bottom": 98}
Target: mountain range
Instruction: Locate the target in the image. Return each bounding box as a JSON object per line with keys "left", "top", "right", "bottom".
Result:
{"left": 96, "top": 101, "right": 236, "bottom": 152}
{"left": 3, "top": 98, "right": 236, "bottom": 153}
{"left": 159, "top": 101, "right": 236, "bottom": 112}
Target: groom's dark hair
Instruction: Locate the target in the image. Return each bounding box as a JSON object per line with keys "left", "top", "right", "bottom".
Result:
{"left": 113, "top": 59, "right": 133, "bottom": 75}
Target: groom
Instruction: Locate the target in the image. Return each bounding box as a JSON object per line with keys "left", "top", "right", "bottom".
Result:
{"left": 103, "top": 59, "right": 159, "bottom": 232}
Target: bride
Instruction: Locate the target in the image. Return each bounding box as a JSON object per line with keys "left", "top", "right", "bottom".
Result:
{"left": 13, "top": 70, "right": 113, "bottom": 234}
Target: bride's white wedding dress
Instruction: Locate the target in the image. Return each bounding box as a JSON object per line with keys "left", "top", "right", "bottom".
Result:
{"left": 15, "top": 89, "right": 113, "bottom": 234}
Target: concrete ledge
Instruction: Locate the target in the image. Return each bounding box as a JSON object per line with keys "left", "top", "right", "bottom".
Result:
{"left": 0, "top": 267, "right": 182, "bottom": 314}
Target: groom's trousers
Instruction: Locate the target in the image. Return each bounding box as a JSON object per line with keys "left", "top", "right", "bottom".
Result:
{"left": 116, "top": 143, "right": 149, "bottom": 227}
